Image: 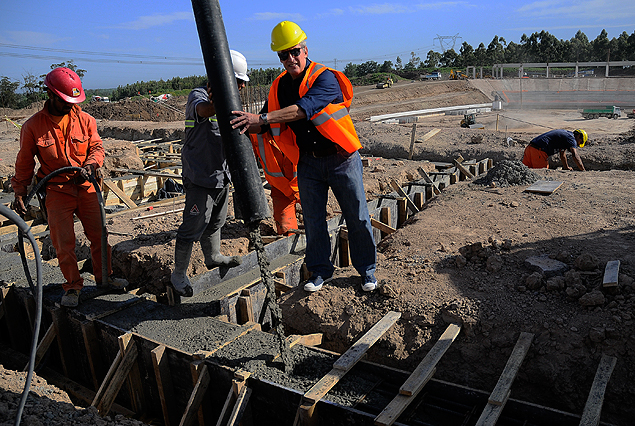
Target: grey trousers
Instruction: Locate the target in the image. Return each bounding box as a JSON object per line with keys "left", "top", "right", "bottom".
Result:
{"left": 176, "top": 181, "right": 230, "bottom": 243}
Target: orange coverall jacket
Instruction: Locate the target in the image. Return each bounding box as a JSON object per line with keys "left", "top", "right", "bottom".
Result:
{"left": 12, "top": 101, "right": 105, "bottom": 197}
{"left": 12, "top": 102, "right": 107, "bottom": 291}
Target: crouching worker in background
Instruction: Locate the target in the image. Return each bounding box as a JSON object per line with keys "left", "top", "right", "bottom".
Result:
{"left": 171, "top": 50, "right": 249, "bottom": 297}
{"left": 522, "top": 129, "right": 587, "bottom": 171}
{"left": 11, "top": 67, "right": 128, "bottom": 308}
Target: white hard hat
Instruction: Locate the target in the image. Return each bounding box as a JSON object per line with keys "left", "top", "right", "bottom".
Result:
{"left": 230, "top": 50, "right": 249, "bottom": 82}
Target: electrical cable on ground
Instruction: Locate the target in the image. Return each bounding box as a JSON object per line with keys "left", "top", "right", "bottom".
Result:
{"left": 0, "top": 204, "right": 43, "bottom": 426}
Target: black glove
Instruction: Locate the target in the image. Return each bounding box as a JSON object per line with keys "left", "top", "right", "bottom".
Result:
{"left": 79, "top": 164, "right": 95, "bottom": 182}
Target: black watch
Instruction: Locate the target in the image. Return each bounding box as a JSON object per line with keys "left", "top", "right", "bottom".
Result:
{"left": 260, "top": 113, "right": 268, "bottom": 125}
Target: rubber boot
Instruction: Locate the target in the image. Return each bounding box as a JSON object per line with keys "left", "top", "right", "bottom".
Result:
{"left": 171, "top": 239, "right": 193, "bottom": 297}
{"left": 201, "top": 229, "right": 242, "bottom": 269}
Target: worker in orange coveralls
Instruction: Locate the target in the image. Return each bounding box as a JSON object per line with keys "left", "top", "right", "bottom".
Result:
{"left": 249, "top": 131, "right": 300, "bottom": 235}
{"left": 11, "top": 67, "right": 128, "bottom": 308}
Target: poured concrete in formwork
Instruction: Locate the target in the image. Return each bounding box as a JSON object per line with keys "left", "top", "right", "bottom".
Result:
{"left": 1, "top": 158, "right": 615, "bottom": 426}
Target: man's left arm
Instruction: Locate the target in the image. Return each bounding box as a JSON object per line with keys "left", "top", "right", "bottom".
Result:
{"left": 83, "top": 116, "right": 105, "bottom": 177}
{"left": 568, "top": 147, "right": 585, "bottom": 171}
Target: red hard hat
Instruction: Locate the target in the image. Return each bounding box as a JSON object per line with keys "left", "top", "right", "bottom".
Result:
{"left": 44, "top": 67, "right": 85, "bottom": 103}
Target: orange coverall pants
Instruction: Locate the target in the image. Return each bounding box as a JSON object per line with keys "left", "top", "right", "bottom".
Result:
{"left": 46, "top": 183, "right": 112, "bottom": 291}
{"left": 522, "top": 145, "right": 549, "bottom": 169}
{"left": 270, "top": 185, "right": 298, "bottom": 235}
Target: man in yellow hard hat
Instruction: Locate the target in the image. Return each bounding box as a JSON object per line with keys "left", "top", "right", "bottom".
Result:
{"left": 522, "top": 129, "right": 587, "bottom": 171}
{"left": 231, "top": 21, "right": 377, "bottom": 293}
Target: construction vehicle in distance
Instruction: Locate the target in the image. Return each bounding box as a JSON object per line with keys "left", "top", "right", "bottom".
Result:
{"left": 627, "top": 109, "right": 635, "bottom": 119}
{"left": 421, "top": 71, "right": 441, "bottom": 80}
{"left": 449, "top": 69, "right": 469, "bottom": 80}
{"left": 460, "top": 113, "right": 477, "bottom": 128}
{"left": 376, "top": 76, "right": 394, "bottom": 89}
{"left": 581, "top": 106, "right": 621, "bottom": 119}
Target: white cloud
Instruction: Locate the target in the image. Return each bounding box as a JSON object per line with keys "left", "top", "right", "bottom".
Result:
{"left": 6, "top": 31, "right": 68, "bottom": 46}
{"left": 415, "top": 1, "right": 471, "bottom": 11}
{"left": 115, "top": 12, "right": 193, "bottom": 30}
{"left": 249, "top": 12, "right": 305, "bottom": 21}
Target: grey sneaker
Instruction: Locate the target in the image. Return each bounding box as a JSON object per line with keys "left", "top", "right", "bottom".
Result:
{"left": 304, "top": 275, "right": 332, "bottom": 292}
{"left": 362, "top": 274, "right": 378, "bottom": 292}
{"left": 61, "top": 289, "right": 80, "bottom": 307}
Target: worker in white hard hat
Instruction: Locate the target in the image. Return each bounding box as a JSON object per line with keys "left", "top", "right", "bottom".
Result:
{"left": 230, "top": 21, "right": 377, "bottom": 294}
{"left": 170, "top": 50, "right": 249, "bottom": 297}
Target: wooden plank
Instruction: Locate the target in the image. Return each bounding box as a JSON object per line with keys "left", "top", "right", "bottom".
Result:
{"left": 397, "top": 198, "right": 407, "bottom": 228}
{"left": 580, "top": 355, "right": 617, "bottom": 426}
{"left": 374, "top": 368, "right": 436, "bottom": 426}
{"left": 390, "top": 180, "right": 419, "bottom": 214}
{"left": 301, "top": 312, "right": 401, "bottom": 406}
{"left": 488, "top": 332, "right": 534, "bottom": 405}
{"left": 417, "top": 168, "right": 441, "bottom": 194}
{"left": 32, "top": 323, "right": 57, "bottom": 371}
{"left": 525, "top": 180, "right": 564, "bottom": 194}
{"left": 152, "top": 345, "right": 177, "bottom": 426}
{"left": 602, "top": 260, "right": 620, "bottom": 288}
{"left": 80, "top": 320, "right": 101, "bottom": 391}
{"left": 112, "top": 168, "right": 184, "bottom": 179}
{"left": 400, "top": 323, "right": 461, "bottom": 395}
{"left": 408, "top": 123, "right": 417, "bottom": 160}
{"left": 290, "top": 333, "right": 323, "bottom": 348}
{"left": 475, "top": 390, "right": 510, "bottom": 426}
{"left": 422, "top": 128, "right": 441, "bottom": 141}
{"left": 103, "top": 180, "right": 137, "bottom": 209}
{"left": 333, "top": 311, "right": 401, "bottom": 371}
{"left": 237, "top": 290, "right": 255, "bottom": 324}
{"left": 374, "top": 323, "right": 461, "bottom": 426}
{"left": 96, "top": 340, "right": 138, "bottom": 416}
{"left": 179, "top": 364, "right": 211, "bottom": 426}
{"left": 370, "top": 218, "right": 396, "bottom": 235}
{"left": 226, "top": 386, "right": 252, "bottom": 426}
{"left": 453, "top": 159, "right": 475, "bottom": 180}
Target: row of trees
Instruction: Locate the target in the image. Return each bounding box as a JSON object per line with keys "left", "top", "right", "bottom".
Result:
{"left": 2, "top": 29, "right": 635, "bottom": 108}
{"left": 343, "top": 29, "right": 635, "bottom": 79}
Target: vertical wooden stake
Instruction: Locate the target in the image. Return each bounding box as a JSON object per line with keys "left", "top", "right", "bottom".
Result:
{"left": 408, "top": 123, "right": 417, "bottom": 160}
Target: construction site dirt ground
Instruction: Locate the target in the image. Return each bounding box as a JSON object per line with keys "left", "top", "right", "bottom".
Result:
{"left": 1, "top": 79, "right": 635, "bottom": 424}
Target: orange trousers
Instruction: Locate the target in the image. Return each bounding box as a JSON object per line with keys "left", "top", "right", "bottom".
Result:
{"left": 522, "top": 145, "right": 549, "bottom": 169}
{"left": 270, "top": 186, "right": 298, "bottom": 235}
{"left": 46, "top": 183, "right": 112, "bottom": 291}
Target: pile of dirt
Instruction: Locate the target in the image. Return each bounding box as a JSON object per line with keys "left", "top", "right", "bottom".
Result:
{"left": 473, "top": 159, "right": 541, "bottom": 187}
{"left": 82, "top": 97, "right": 185, "bottom": 122}
{"left": 0, "top": 364, "right": 149, "bottom": 426}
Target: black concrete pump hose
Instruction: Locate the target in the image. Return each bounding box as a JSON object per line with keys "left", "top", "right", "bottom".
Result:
{"left": 0, "top": 204, "right": 43, "bottom": 426}
{"left": 17, "top": 166, "right": 108, "bottom": 289}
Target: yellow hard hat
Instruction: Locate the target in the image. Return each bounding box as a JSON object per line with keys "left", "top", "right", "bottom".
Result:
{"left": 271, "top": 21, "right": 306, "bottom": 52}
{"left": 574, "top": 129, "right": 588, "bottom": 147}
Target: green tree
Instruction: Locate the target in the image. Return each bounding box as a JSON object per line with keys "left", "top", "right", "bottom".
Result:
{"left": 440, "top": 49, "right": 458, "bottom": 68}
{"left": 22, "top": 72, "right": 44, "bottom": 105}
{"left": 591, "top": 29, "right": 610, "bottom": 61}
{"left": 379, "top": 61, "right": 393, "bottom": 73}
{"left": 569, "top": 31, "right": 592, "bottom": 61}
{"left": 474, "top": 43, "right": 487, "bottom": 65}
{"left": 395, "top": 56, "right": 403, "bottom": 71}
{"left": 487, "top": 36, "right": 506, "bottom": 65}
{"left": 344, "top": 63, "right": 358, "bottom": 78}
{"left": 50, "top": 60, "right": 86, "bottom": 78}
{"left": 424, "top": 50, "right": 441, "bottom": 68}
{"left": 357, "top": 61, "right": 379, "bottom": 76}
{"left": 0, "top": 76, "right": 20, "bottom": 108}
{"left": 458, "top": 42, "right": 475, "bottom": 67}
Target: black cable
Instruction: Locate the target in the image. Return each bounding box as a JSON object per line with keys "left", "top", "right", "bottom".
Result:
{"left": 0, "top": 205, "right": 43, "bottom": 426}
{"left": 18, "top": 166, "right": 108, "bottom": 287}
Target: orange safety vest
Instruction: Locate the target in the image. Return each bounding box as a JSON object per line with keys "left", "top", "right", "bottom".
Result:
{"left": 249, "top": 131, "right": 298, "bottom": 201}
{"left": 267, "top": 61, "right": 362, "bottom": 164}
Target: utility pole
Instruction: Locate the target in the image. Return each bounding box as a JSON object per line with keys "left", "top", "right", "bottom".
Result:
{"left": 334, "top": 58, "right": 337, "bottom": 70}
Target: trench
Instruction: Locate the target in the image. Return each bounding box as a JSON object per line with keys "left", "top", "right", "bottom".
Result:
{"left": 0, "top": 154, "right": 622, "bottom": 426}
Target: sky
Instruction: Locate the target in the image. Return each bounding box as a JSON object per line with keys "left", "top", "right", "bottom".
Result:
{"left": 1, "top": 0, "right": 634, "bottom": 90}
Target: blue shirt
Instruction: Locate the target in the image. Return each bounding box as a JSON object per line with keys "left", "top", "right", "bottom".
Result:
{"left": 182, "top": 87, "right": 231, "bottom": 188}
{"left": 265, "top": 59, "right": 343, "bottom": 154}
{"left": 530, "top": 129, "right": 577, "bottom": 156}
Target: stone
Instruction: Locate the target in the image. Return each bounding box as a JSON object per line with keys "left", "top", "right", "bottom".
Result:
{"left": 579, "top": 290, "right": 606, "bottom": 306}
{"left": 525, "top": 272, "right": 544, "bottom": 290}
{"left": 574, "top": 253, "right": 599, "bottom": 271}
{"left": 589, "top": 327, "right": 606, "bottom": 343}
{"left": 525, "top": 255, "right": 568, "bottom": 277}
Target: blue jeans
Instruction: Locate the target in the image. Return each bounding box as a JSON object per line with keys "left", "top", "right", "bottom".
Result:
{"left": 297, "top": 150, "right": 376, "bottom": 279}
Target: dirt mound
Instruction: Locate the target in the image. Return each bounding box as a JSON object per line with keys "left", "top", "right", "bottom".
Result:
{"left": 82, "top": 97, "right": 185, "bottom": 122}
{"left": 473, "top": 160, "right": 540, "bottom": 187}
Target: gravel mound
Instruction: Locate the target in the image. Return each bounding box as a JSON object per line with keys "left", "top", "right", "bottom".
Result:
{"left": 473, "top": 160, "right": 540, "bottom": 187}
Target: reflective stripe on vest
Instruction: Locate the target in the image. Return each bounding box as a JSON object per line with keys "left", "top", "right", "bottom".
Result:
{"left": 185, "top": 117, "right": 217, "bottom": 128}
{"left": 255, "top": 133, "right": 296, "bottom": 179}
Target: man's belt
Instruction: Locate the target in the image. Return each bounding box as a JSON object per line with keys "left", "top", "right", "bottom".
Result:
{"left": 305, "top": 144, "right": 338, "bottom": 158}
{"left": 528, "top": 142, "right": 544, "bottom": 151}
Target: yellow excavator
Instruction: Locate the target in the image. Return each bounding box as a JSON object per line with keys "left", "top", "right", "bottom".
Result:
{"left": 449, "top": 69, "right": 469, "bottom": 80}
